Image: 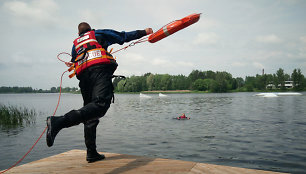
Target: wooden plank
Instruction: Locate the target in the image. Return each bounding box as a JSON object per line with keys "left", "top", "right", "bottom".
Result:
{"left": 2, "top": 149, "right": 286, "bottom": 174}
{"left": 189, "top": 163, "right": 284, "bottom": 174}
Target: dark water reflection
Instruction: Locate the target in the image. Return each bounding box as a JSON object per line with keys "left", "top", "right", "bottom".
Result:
{"left": 0, "top": 93, "right": 306, "bottom": 173}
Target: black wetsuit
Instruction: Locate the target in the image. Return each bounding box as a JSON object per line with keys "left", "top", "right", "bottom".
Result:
{"left": 71, "top": 29, "right": 147, "bottom": 151}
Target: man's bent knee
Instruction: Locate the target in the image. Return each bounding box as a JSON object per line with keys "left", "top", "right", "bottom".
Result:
{"left": 79, "top": 99, "right": 110, "bottom": 121}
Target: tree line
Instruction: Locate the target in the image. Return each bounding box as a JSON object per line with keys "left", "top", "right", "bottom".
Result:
{"left": 0, "top": 86, "right": 79, "bottom": 93}
{"left": 114, "top": 68, "right": 305, "bottom": 92}
{"left": 1, "top": 68, "right": 305, "bottom": 93}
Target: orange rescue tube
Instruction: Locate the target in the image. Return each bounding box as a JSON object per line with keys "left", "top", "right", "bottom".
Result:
{"left": 148, "top": 13, "right": 201, "bottom": 43}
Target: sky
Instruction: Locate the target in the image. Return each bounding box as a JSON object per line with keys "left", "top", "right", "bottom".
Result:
{"left": 0, "top": 0, "right": 306, "bottom": 89}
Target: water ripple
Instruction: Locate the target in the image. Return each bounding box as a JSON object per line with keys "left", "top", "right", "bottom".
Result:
{"left": 0, "top": 93, "right": 306, "bottom": 173}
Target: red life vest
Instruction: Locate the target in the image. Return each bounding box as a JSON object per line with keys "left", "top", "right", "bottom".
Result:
{"left": 69, "top": 30, "right": 115, "bottom": 77}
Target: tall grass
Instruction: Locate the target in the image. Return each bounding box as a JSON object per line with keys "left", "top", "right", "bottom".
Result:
{"left": 0, "top": 104, "right": 36, "bottom": 129}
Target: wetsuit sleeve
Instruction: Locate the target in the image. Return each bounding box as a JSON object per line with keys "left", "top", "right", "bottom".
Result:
{"left": 95, "top": 29, "right": 147, "bottom": 47}
{"left": 71, "top": 45, "right": 76, "bottom": 62}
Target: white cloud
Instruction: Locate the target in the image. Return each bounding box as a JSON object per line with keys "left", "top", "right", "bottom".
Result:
{"left": 281, "top": 0, "right": 298, "bottom": 4}
{"left": 122, "top": 52, "right": 146, "bottom": 62}
{"left": 253, "top": 62, "right": 264, "bottom": 69}
{"left": 0, "top": 51, "right": 34, "bottom": 66}
{"left": 78, "top": 9, "right": 104, "bottom": 27}
{"left": 232, "top": 62, "right": 246, "bottom": 67}
{"left": 150, "top": 58, "right": 194, "bottom": 70}
{"left": 152, "top": 58, "right": 170, "bottom": 66}
{"left": 3, "top": 0, "right": 59, "bottom": 26}
{"left": 250, "top": 50, "right": 284, "bottom": 61}
{"left": 193, "top": 32, "right": 219, "bottom": 45}
{"left": 177, "top": 61, "right": 194, "bottom": 67}
{"left": 256, "top": 34, "right": 282, "bottom": 43}
{"left": 1, "top": 1, "right": 306, "bottom": 89}
{"left": 300, "top": 36, "right": 306, "bottom": 44}
{"left": 196, "top": 17, "right": 219, "bottom": 29}
{"left": 115, "top": 52, "right": 148, "bottom": 75}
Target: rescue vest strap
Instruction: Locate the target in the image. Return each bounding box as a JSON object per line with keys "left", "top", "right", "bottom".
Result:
{"left": 111, "top": 75, "right": 126, "bottom": 103}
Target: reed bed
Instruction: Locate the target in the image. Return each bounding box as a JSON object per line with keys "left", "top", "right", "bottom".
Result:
{"left": 0, "top": 104, "right": 36, "bottom": 129}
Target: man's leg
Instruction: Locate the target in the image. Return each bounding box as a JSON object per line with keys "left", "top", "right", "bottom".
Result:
{"left": 46, "top": 98, "right": 110, "bottom": 147}
{"left": 46, "top": 71, "right": 92, "bottom": 147}
{"left": 82, "top": 69, "right": 113, "bottom": 162}
{"left": 84, "top": 119, "right": 105, "bottom": 162}
{"left": 81, "top": 78, "right": 105, "bottom": 162}
{"left": 46, "top": 67, "right": 113, "bottom": 148}
{"left": 46, "top": 110, "right": 82, "bottom": 147}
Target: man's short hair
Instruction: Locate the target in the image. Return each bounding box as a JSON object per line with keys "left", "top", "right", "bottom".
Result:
{"left": 78, "top": 22, "right": 91, "bottom": 34}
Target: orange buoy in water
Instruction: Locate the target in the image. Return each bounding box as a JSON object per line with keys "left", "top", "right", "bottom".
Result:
{"left": 148, "top": 13, "right": 201, "bottom": 43}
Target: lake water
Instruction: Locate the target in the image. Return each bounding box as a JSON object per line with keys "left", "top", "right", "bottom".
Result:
{"left": 0, "top": 93, "right": 306, "bottom": 173}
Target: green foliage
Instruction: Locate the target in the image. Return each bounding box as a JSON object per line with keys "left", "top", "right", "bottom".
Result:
{"left": 171, "top": 75, "right": 190, "bottom": 90}
{"left": 192, "top": 79, "right": 214, "bottom": 91}
{"left": 0, "top": 86, "right": 34, "bottom": 93}
{"left": 113, "top": 68, "right": 306, "bottom": 92}
{"left": 276, "top": 68, "right": 286, "bottom": 90}
{"left": 210, "top": 72, "right": 230, "bottom": 92}
{"left": 192, "top": 79, "right": 206, "bottom": 91}
{"left": 292, "top": 68, "right": 305, "bottom": 91}
{"left": 188, "top": 70, "right": 205, "bottom": 81}
{"left": 245, "top": 84, "right": 254, "bottom": 92}
{"left": 1, "top": 68, "right": 305, "bottom": 93}
{"left": 0, "top": 86, "right": 79, "bottom": 93}
{"left": 0, "top": 104, "right": 36, "bottom": 129}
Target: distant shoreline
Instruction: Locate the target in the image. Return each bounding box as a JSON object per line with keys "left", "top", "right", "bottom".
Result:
{"left": 142, "top": 90, "right": 193, "bottom": 94}
{"left": 0, "top": 89, "right": 305, "bottom": 94}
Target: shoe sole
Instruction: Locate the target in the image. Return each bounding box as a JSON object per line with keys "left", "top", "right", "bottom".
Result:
{"left": 87, "top": 155, "right": 105, "bottom": 163}
{"left": 46, "top": 117, "right": 54, "bottom": 147}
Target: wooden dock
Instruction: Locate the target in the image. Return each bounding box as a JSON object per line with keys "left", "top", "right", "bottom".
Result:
{"left": 2, "top": 149, "right": 286, "bottom": 174}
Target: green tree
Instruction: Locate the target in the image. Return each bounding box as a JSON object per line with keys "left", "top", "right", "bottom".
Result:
{"left": 245, "top": 76, "right": 256, "bottom": 90}
{"left": 204, "top": 79, "right": 214, "bottom": 91}
{"left": 116, "top": 80, "right": 125, "bottom": 92}
{"left": 245, "top": 84, "right": 254, "bottom": 92}
{"left": 276, "top": 68, "right": 285, "bottom": 90}
{"left": 50, "top": 87, "right": 57, "bottom": 93}
{"left": 206, "top": 70, "right": 216, "bottom": 79}
{"left": 211, "top": 72, "right": 229, "bottom": 92}
{"left": 113, "top": 77, "right": 122, "bottom": 90}
{"left": 255, "top": 74, "right": 267, "bottom": 90}
{"left": 292, "top": 68, "right": 304, "bottom": 91}
{"left": 235, "top": 77, "right": 244, "bottom": 89}
{"left": 146, "top": 74, "right": 155, "bottom": 91}
{"left": 231, "top": 78, "right": 238, "bottom": 90}
{"left": 171, "top": 75, "right": 190, "bottom": 90}
{"left": 266, "top": 74, "right": 274, "bottom": 90}
{"left": 160, "top": 74, "right": 172, "bottom": 90}
{"left": 63, "top": 87, "right": 71, "bottom": 92}
{"left": 192, "top": 79, "right": 206, "bottom": 91}
{"left": 273, "top": 74, "right": 279, "bottom": 89}
{"left": 154, "top": 75, "right": 163, "bottom": 90}
{"left": 124, "top": 76, "right": 145, "bottom": 92}
{"left": 188, "top": 70, "right": 205, "bottom": 81}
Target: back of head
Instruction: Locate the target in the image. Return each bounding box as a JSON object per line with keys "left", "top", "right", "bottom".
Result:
{"left": 78, "top": 22, "right": 91, "bottom": 35}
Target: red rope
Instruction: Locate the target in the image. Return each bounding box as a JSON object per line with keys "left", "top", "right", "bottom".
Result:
{"left": 1, "top": 38, "right": 147, "bottom": 171}
{"left": 111, "top": 36, "right": 149, "bottom": 54}
{"left": 57, "top": 52, "right": 72, "bottom": 63}
{"left": 0, "top": 55, "right": 69, "bottom": 173}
